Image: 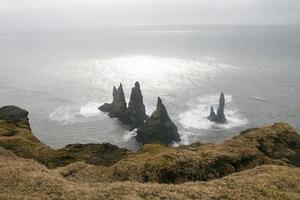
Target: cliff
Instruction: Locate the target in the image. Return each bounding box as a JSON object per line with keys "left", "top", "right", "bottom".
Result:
{"left": 0, "top": 106, "right": 131, "bottom": 168}
{"left": 0, "top": 105, "right": 300, "bottom": 199}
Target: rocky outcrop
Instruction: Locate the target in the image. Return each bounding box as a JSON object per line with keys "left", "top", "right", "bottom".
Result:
{"left": 99, "top": 84, "right": 130, "bottom": 125}
{"left": 208, "top": 92, "right": 227, "bottom": 123}
{"left": 136, "top": 97, "right": 181, "bottom": 145}
{"left": 0, "top": 106, "right": 131, "bottom": 168}
{"left": 0, "top": 106, "right": 30, "bottom": 128}
{"left": 100, "top": 82, "right": 147, "bottom": 129}
{"left": 128, "top": 82, "right": 146, "bottom": 130}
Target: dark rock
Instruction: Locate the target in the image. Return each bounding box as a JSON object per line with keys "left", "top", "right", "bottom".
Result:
{"left": 208, "top": 106, "right": 217, "bottom": 121}
{"left": 0, "top": 106, "right": 28, "bottom": 122}
{"left": 99, "top": 103, "right": 113, "bottom": 112}
{"left": 136, "top": 97, "right": 181, "bottom": 145}
{"left": 0, "top": 106, "right": 30, "bottom": 128}
{"left": 99, "top": 83, "right": 130, "bottom": 125}
{"left": 128, "top": 82, "right": 146, "bottom": 130}
{"left": 208, "top": 93, "right": 227, "bottom": 124}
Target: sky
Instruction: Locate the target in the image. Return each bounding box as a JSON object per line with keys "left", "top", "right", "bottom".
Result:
{"left": 0, "top": 0, "right": 300, "bottom": 32}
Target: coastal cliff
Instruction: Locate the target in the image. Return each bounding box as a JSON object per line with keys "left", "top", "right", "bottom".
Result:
{"left": 0, "top": 105, "right": 300, "bottom": 199}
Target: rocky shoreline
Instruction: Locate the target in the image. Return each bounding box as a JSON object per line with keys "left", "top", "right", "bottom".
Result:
{"left": 0, "top": 105, "right": 300, "bottom": 199}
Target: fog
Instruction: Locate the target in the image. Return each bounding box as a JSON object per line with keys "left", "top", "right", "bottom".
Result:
{"left": 0, "top": 0, "right": 300, "bottom": 32}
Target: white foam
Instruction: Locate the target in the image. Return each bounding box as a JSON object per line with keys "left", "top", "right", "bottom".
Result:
{"left": 79, "top": 102, "right": 102, "bottom": 117}
{"left": 123, "top": 129, "right": 137, "bottom": 142}
{"left": 145, "top": 104, "right": 156, "bottom": 116}
{"left": 178, "top": 94, "right": 247, "bottom": 130}
{"left": 178, "top": 131, "right": 195, "bottom": 145}
{"left": 49, "top": 102, "right": 105, "bottom": 124}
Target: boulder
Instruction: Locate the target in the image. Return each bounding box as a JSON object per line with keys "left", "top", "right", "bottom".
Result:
{"left": 136, "top": 97, "right": 181, "bottom": 145}
{"left": 128, "top": 82, "right": 146, "bottom": 130}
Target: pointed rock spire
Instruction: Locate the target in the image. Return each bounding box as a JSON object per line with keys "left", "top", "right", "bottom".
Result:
{"left": 208, "top": 93, "right": 227, "bottom": 124}
{"left": 136, "top": 97, "right": 181, "bottom": 145}
{"left": 208, "top": 106, "right": 217, "bottom": 121}
{"left": 99, "top": 83, "right": 130, "bottom": 125}
{"left": 128, "top": 81, "right": 146, "bottom": 130}
{"left": 117, "top": 83, "right": 126, "bottom": 105}
{"left": 112, "top": 86, "right": 118, "bottom": 104}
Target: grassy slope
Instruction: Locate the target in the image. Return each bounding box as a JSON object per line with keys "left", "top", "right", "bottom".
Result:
{"left": 0, "top": 112, "right": 300, "bottom": 199}
{"left": 0, "top": 147, "right": 299, "bottom": 200}
{"left": 0, "top": 119, "right": 131, "bottom": 168}
{"left": 59, "top": 122, "right": 300, "bottom": 183}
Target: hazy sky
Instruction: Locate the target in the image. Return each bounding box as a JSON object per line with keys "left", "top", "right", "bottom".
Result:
{"left": 1, "top": 0, "right": 300, "bottom": 32}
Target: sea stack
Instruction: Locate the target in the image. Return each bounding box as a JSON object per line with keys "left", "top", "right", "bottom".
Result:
{"left": 208, "top": 93, "right": 227, "bottom": 124}
{"left": 136, "top": 97, "right": 181, "bottom": 145}
{"left": 99, "top": 83, "right": 130, "bottom": 125}
{"left": 128, "top": 82, "right": 146, "bottom": 130}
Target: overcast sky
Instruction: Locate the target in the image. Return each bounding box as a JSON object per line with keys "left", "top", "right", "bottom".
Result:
{"left": 0, "top": 0, "right": 300, "bottom": 32}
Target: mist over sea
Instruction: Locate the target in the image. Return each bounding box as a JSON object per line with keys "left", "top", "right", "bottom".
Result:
{"left": 0, "top": 25, "right": 299, "bottom": 150}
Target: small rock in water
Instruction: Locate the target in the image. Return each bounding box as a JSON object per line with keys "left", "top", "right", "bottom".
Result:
{"left": 208, "top": 93, "right": 227, "bottom": 124}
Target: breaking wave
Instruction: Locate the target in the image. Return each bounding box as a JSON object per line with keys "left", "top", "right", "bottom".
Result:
{"left": 49, "top": 102, "right": 105, "bottom": 124}
{"left": 178, "top": 94, "right": 247, "bottom": 130}
{"left": 123, "top": 129, "right": 138, "bottom": 142}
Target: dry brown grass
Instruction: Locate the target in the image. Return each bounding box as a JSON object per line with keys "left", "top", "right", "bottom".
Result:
{"left": 1, "top": 113, "right": 300, "bottom": 199}
{"left": 66, "top": 122, "right": 299, "bottom": 183}
{"left": 0, "top": 147, "right": 299, "bottom": 200}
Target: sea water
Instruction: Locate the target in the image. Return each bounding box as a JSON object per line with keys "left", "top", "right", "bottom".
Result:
{"left": 0, "top": 25, "right": 299, "bottom": 150}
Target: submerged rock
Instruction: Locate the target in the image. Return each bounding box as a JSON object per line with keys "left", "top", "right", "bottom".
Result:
{"left": 136, "top": 97, "right": 181, "bottom": 145}
{"left": 208, "top": 93, "right": 227, "bottom": 124}
{"left": 128, "top": 82, "right": 146, "bottom": 130}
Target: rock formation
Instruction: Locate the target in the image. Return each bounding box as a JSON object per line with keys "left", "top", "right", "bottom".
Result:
{"left": 208, "top": 106, "right": 216, "bottom": 121}
{"left": 100, "top": 82, "right": 147, "bottom": 129}
{"left": 0, "top": 105, "right": 28, "bottom": 123}
{"left": 208, "top": 92, "right": 227, "bottom": 123}
{"left": 99, "top": 83, "right": 130, "bottom": 125}
{"left": 136, "top": 97, "right": 181, "bottom": 145}
{"left": 128, "top": 82, "right": 146, "bottom": 130}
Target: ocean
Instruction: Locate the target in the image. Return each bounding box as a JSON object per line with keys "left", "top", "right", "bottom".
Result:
{"left": 0, "top": 25, "right": 299, "bottom": 150}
